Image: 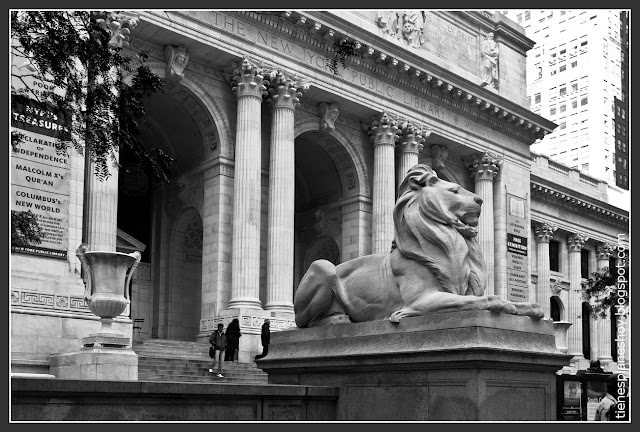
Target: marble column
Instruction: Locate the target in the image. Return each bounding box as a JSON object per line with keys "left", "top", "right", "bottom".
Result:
{"left": 534, "top": 222, "right": 557, "bottom": 319}
{"left": 366, "top": 112, "right": 400, "bottom": 255}
{"left": 464, "top": 152, "right": 502, "bottom": 297}
{"left": 82, "top": 12, "right": 139, "bottom": 251}
{"left": 228, "top": 58, "right": 270, "bottom": 310}
{"left": 566, "top": 232, "right": 589, "bottom": 368}
{"left": 83, "top": 162, "right": 119, "bottom": 251}
{"left": 396, "top": 122, "right": 425, "bottom": 190}
{"left": 595, "top": 242, "right": 616, "bottom": 368}
{"left": 264, "top": 71, "right": 308, "bottom": 313}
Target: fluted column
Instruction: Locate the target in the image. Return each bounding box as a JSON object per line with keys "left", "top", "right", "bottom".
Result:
{"left": 82, "top": 12, "right": 139, "bottom": 251}
{"left": 464, "top": 152, "right": 502, "bottom": 296}
{"left": 228, "top": 58, "right": 270, "bottom": 310}
{"left": 83, "top": 163, "right": 119, "bottom": 251}
{"left": 396, "top": 122, "right": 425, "bottom": 189}
{"left": 595, "top": 242, "right": 616, "bottom": 367}
{"left": 567, "top": 232, "right": 589, "bottom": 366}
{"left": 534, "top": 222, "right": 557, "bottom": 318}
{"left": 365, "top": 112, "right": 400, "bottom": 255}
{"left": 264, "top": 71, "right": 309, "bottom": 313}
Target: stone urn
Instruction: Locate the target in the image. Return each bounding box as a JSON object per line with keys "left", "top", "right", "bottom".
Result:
{"left": 553, "top": 321, "right": 572, "bottom": 353}
{"left": 76, "top": 243, "right": 141, "bottom": 346}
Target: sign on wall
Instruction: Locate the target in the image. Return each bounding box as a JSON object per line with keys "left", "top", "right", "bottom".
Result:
{"left": 11, "top": 53, "right": 70, "bottom": 259}
{"left": 506, "top": 192, "right": 529, "bottom": 302}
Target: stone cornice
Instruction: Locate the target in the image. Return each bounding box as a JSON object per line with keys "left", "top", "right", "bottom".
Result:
{"left": 530, "top": 177, "right": 629, "bottom": 227}
{"left": 233, "top": 10, "right": 554, "bottom": 145}
{"left": 286, "top": 11, "right": 557, "bottom": 143}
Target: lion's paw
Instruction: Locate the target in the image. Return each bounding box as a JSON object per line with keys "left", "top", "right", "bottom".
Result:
{"left": 487, "top": 297, "right": 505, "bottom": 313}
{"left": 389, "top": 309, "right": 411, "bottom": 323}
{"left": 500, "top": 302, "right": 517, "bottom": 315}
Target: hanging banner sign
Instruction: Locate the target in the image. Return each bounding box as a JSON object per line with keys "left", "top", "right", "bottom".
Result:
{"left": 11, "top": 50, "right": 70, "bottom": 259}
{"left": 506, "top": 193, "right": 529, "bottom": 302}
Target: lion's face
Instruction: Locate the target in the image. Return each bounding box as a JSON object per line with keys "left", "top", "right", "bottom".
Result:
{"left": 424, "top": 177, "right": 483, "bottom": 227}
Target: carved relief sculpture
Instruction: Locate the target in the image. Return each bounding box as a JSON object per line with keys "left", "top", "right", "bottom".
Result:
{"left": 376, "top": 11, "right": 400, "bottom": 39}
{"left": 164, "top": 45, "right": 189, "bottom": 80}
{"left": 400, "top": 11, "right": 425, "bottom": 49}
{"left": 430, "top": 144, "right": 448, "bottom": 171}
{"left": 480, "top": 32, "right": 499, "bottom": 89}
{"left": 318, "top": 102, "right": 339, "bottom": 132}
{"left": 294, "top": 164, "right": 544, "bottom": 327}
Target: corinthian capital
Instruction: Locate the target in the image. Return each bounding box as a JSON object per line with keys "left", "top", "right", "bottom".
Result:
{"left": 567, "top": 233, "right": 589, "bottom": 252}
{"left": 534, "top": 222, "right": 557, "bottom": 243}
{"left": 365, "top": 111, "right": 401, "bottom": 147}
{"left": 397, "top": 122, "right": 425, "bottom": 154}
{"left": 93, "top": 11, "right": 139, "bottom": 48}
{"left": 228, "top": 56, "right": 270, "bottom": 99}
{"left": 596, "top": 242, "right": 617, "bottom": 261}
{"left": 265, "top": 70, "right": 309, "bottom": 110}
{"left": 464, "top": 151, "right": 503, "bottom": 182}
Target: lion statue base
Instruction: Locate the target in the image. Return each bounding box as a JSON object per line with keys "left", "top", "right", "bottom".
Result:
{"left": 294, "top": 164, "right": 543, "bottom": 328}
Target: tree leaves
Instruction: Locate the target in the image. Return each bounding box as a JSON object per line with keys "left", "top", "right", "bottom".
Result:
{"left": 11, "top": 11, "right": 171, "bottom": 182}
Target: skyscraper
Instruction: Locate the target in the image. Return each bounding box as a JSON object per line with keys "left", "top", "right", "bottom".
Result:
{"left": 503, "top": 10, "right": 629, "bottom": 190}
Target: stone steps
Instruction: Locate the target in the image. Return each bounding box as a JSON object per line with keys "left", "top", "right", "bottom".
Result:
{"left": 133, "top": 339, "right": 268, "bottom": 384}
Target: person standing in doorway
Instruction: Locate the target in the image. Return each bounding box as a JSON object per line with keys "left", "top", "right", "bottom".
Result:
{"left": 254, "top": 319, "right": 270, "bottom": 360}
{"left": 209, "top": 323, "right": 226, "bottom": 377}
{"left": 225, "top": 318, "right": 242, "bottom": 362}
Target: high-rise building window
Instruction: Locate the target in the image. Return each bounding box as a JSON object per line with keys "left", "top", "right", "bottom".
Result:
{"left": 559, "top": 87, "right": 567, "bottom": 96}
{"left": 560, "top": 65, "right": 566, "bottom": 72}
{"left": 571, "top": 100, "right": 577, "bottom": 109}
{"left": 622, "top": 108, "right": 625, "bottom": 119}
{"left": 581, "top": 96, "right": 588, "bottom": 106}
{"left": 550, "top": 107, "right": 556, "bottom": 116}
{"left": 525, "top": 11, "right": 531, "bottom": 20}
{"left": 560, "top": 104, "right": 566, "bottom": 113}
{"left": 517, "top": 13, "right": 522, "bottom": 23}
{"left": 560, "top": 122, "right": 566, "bottom": 130}
{"left": 534, "top": 93, "right": 541, "bottom": 104}
{"left": 571, "top": 61, "right": 577, "bottom": 68}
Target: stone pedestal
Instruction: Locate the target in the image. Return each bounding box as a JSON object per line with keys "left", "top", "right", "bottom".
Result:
{"left": 49, "top": 347, "right": 138, "bottom": 381}
{"left": 258, "top": 310, "right": 570, "bottom": 421}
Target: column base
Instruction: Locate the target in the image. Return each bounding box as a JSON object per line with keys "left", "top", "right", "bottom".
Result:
{"left": 228, "top": 298, "right": 263, "bottom": 310}
{"left": 263, "top": 303, "right": 294, "bottom": 314}
{"left": 568, "top": 353, "right": 589, "bottom": 371}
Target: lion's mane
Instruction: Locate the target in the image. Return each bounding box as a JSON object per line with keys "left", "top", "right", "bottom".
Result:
{"left": 393, "top": 165, "right": 486, "bottom": 296}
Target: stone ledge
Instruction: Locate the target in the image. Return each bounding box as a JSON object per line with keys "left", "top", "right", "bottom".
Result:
{"left": 11, "top": 376, "right": 339, "bottom": 398}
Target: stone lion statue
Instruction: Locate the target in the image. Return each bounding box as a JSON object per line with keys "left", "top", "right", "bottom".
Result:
{"left": 294, "top": 164, "right": 543, "bottom": 327}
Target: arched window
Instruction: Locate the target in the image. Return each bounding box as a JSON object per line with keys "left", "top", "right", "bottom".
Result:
{"left": 550, "top": 297, "right": 562, "bottom": 321}
{"left": 582, "top": 302, "right": 591, "bottom": 360}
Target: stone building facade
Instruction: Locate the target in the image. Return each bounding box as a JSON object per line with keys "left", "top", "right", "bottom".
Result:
{"left": 10, "top": 11, "right": 628, "bottom": 372}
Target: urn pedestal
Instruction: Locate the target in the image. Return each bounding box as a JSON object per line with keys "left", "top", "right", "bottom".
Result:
{"left": 49, "top": 244, "right": 141, "bottom": 381}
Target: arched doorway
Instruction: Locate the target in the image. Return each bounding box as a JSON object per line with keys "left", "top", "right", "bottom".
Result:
{"left": 118, "top": 76, "right": 216, "bottom": 340}
{"left": 293, "top": 130, "right": 352, "bottom": 293}
{"left": 550, "top": 296, "right": 563, "bottom": 321}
